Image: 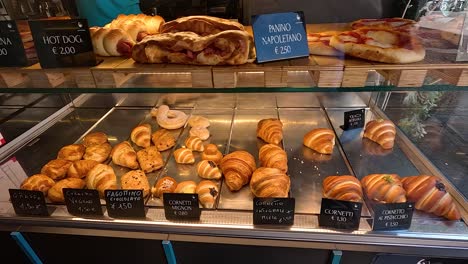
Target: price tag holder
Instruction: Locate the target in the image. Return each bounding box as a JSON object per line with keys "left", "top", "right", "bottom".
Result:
{"left": 104, "top": 190, "right": 146, "bottom": 218}
{"left": 0, "top": 21, "right": 29, "bottom": 67}
{"left": 163, "top": 193, "right": 201, "bottom": 220}
{"left": 340, "top": 109, "right": 365, "bottom": 131}
{"left": 253, "top": 198, "right": 295, "bottom": 225}
{"left": 372, "top": 202, "right": 414, "bottom": 231}
{"left": 252, "top": 11, "right": 309, "bottom": 63}
{"left": 63, "top": 188, "right": 103, "bottom": 216}
{"left": 9, "top": 189, "right": 49, "bottom": 216}
{"left": 319, "top": 198, "right": 362, "bottom": 230}
{"left": 29, "top": 19, "right": 96, "bottom": 68}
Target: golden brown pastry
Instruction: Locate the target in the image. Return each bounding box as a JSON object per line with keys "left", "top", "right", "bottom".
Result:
{"left": 86, "top": 164, "right": 117, "bottom": 197}
{"left": 89, "top": 27, "right": 135, "bottom": 57}
{"left": 136, "top": 146, "right": 164, "bottom": 173}
{"left": 20, "top": 174, "right": 55, "bottom": 195}
{"left": 106, "top": 13, "right": 164, "bottom": 35}
{"left": 173, "top": 148, "right": 195, "bottom": 164}
{"left": 175, "top": 181, "right": 197, "bottom": 194}
{"left": 121, "top": 170, "right": 150, "bottom": 197}
{"left": 323, "top": 175, "right": 363, "bottom": 202}
{"left": 303, "top": 128, "right": 335, "bottom": 154}
{"left": 57, "top": 144, "right": 85, "bottom": 161}
{"left": 111, "top": 141, "right": 139, "bottom": 169}
{"left": 83, "top": 132, "right": 108, "bottom": 147}
{"left": 361, "top": 174, "right": 406, "bottom": 203}
{"left": 197, "top": 160, "right": 222, "bottom": 180}
{"left": 131, "top": 123, "right": 151, "bottom": 148}
{"left": 160, "top": 15, "right": 245, "bottom": 35}
{"left": 83, "top": 142, "right": 112, "bottom": 163}
{"left": 250, "top": 167, "right": 290, "bottom": 198}
{"left": 258, "top": 144, "right": 288, "bottom": 173}
{"left": 201, "top": 144, "right": 223, "bottom": 164}
{"left": 67, "top": 160, "right": 99, "bottom": 179}
{"left": 185, "top": 136, "right": 204, "bottom": 152}
{"left": 196, "top": 180, "right": 219, "bottom": 208}
{"left": 402, "top": 175, "right": 461, "bottom": 220}
{"left": 363, "top": 119, "right": 396, "bottom": 150}
{"left": 152, "top": 176, "right": 178, "bottom": 198}
{"left": 257, "top": 118, "right": 283, "bottom": 145}
{"left": 151, "top": 129, "right": 176, "bottom": 151}
{"left": 41, "top": 159, "right": 73, "bottom": 181}
{"left": 48, "top": 178, "right": 86, "bottom": 203}
{"left": 219, "top": 151, "right": 256, "bottom": 191}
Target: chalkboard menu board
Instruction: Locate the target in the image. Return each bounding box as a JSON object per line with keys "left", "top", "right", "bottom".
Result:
{"left": 163, "top": 193, "right": 201, "bottom": 220}
{"left": 105, "top": 190, "right": 146, "bottom": 218}
{"left": 253, "top": 198, "right": 295, "bottom": 225}
{"left": 341, "top": 109, "right": 365, "bottom": 131}
{"left": 63, "top": 188, "right": 103, "bottom": 216}
{"left": 0, "top": 21, "right": 28, "bottom": 67}
{"left": 9, "top": 189, "right": 49, "bottom": 216}
{"left": 319, "top": 198, "right": 362, "bottom": 230}
{"left": 371, "top": 202, "right": 414, "bottom": 230}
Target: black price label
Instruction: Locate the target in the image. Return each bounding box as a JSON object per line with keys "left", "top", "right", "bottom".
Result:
{"left": 9, "top": 189, "right": 49, "bottom": 216}
{"left": 105, "top": 190, "right": 146, "bottom": 218}
{"left": 341, "top": 109, "right": 365, "bottom": 131}
{"left": 253, "top": 198, "right": 295, "bottom": 225}
{"left": 319, "top": 198, "right": 362, "bottom": 229}
{"left": 0, "top": 21, "right": 28, "bottom": 67}
{"left": 63, "top": 188, "right": 103, "bottom": 216}
{"left": 163, "top": 193, "right": 201, "bottom": 220}
{"left": 372, "top": 202, "right": 414, "bottom": 230}
{"left": 29, "top": 19, "right": 96, "bottom": 68}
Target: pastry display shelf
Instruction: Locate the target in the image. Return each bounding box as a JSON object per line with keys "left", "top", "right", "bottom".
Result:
{"left": 0, "top": 93, "right": 467, "bottom": 258}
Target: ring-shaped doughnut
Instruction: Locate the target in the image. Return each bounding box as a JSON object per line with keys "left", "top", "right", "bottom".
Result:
{"left": 154, "top": 105, "right": 188, "bottom": 130}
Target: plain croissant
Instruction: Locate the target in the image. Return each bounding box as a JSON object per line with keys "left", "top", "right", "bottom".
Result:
{"left": 173, "top": 148, "right": 195, "bottom": 164}
{"left": 361, "top": 174, "right": 406, "bottom": 203}
{"left": 363, "top": 119, "right": 396, "bottom": 149}
{"left": 219, "top": 151, "right": 256, "bottom": 191}
{"left": 257, "top": 118, "right": 283, "bottom": 145}
{"left": 250, "top": 167, "right": 290, "bottom": 198}
{"left": 89, "top": 27, "right": 134, "bottom": 57}
{"left": 111, "top": 141, "right": 139, "bottom": 169}
{"left": 303, "top": 128, "right": 335, "bottom": 154}
{"left": 258, "top": 144, "right": 288, "bottom": 173}
{"left": 185, "top": 136, "right": 204, "bottom": 152}
{"left": 196, "top": 180, "right": 219, "bottom": 208}
{"left": 86, "top": 164, "right": 117, "bottom": 197}
{"left": 197, "top": 160, "right": 222, "bottom": 180}
{"left": 131, "top": 123, "right": 151, "bottom": 148}
{"left": 67, "top": 160, "right": 99, "bottom": 179}
{"left": 323, "top": 175, "right": 363, "bottom": 202}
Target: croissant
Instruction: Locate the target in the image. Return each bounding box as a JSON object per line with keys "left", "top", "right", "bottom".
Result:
{"left": 89, "top": 27, "right": 134, "bottom": 57}
{"left": 361, "top": 174, "right": 406, "bottom": 203}
{"left": 257, "top": 118, "right": 283, "bottom": 145}
{"left": 48, "top": 178, "right": 86, "bottom": 203}
{"left": 185, "top": 136, "right": 204, "bottom": 152}
{"left": 121, "top": 170, "right": 150, "bottom": 198}
{"left": 111, "top": 141, "right": 139, "bottom": 169}
{"left": 83, "top": 142, "right": 112, "bottom": 163}
{"left": 363, "top": 119, "right": 396, "bottom": 149}
{"left": 152, "top": 176, "right": 177, "bottom": 198}
{"left": 86, "top": 164, "right": 117, "bottom": 197}
{"left": 131, "top": 123, "right": 151, "bottom": 148}
{"left": 20, "top": 174, "right": 55, "bottom": 195}
{"left": 136, "top": 146, "right": 164, "bottom": 173}
{"left": 219, "top": 151, "right": 256, "bottom": 191}
{"left": 303, "top": 128, "right": 335, "bottom": 154}
{"left": 250, "top": 167, "right": 290, "bottom": 198}
{"left": 323, "top": 175, "right": 363, "bottom": 202}
{"left": 175, "top": 181, "right": 197, "bottom": 194}
{"left": 57, "top": 144, "right": 85, "bottom": 161}
{"left": 259, "top": 144, "right": 288, "bottom": 173}
{"left": 67, "top": 160, "right": 99, "bottom": 179}
{"left": 106, "top": 13, "right": 164, "bottom": 35}
{"left": 173, "top": 148, "right": 195, "bottom": 164}
{"left": 83, "top": 132, "right": 108, "bottom": 147}
{"left": 402, "top": 175, "right": 461, "bottom": 220}
{"left": 151, "top": 129, "right": 176, "bottom": 151}
{"left": 201, "top": 144, "right": 223, "bottom": 164}
{"left": 41, "top": 159, "right": 72, "bottom": 180}
{"left": 108, "top": 19, "right": 148, "bottom": 42}
{"left": 196, "top": 180, "right": 219, "bottom": 208}
{"left": 197, "top": 160, "right": 222, "bottom": 180}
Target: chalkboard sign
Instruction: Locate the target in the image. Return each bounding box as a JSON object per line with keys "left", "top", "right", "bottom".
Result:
{"left": 104, "top": 190, "right": 146, "bottom": 218}
{"left": 252, "top": 12, "right": 309, "bottom": 63}
{"left": 341, "top": 109, "right": 365, "bottom": 131}
{"left": 253, "top": 198, "right": 295, "bottom": 225}
{"left": 163, "top": 193, "right": 201, "bottom": 220}
{"left": 0, "top": 21, "right": 29, "bottom": 67}
{"left": 372, "top": 202, "right": 414, "bottom": 230}
{"left": 319, "top": 198, "right": 362, "bottom": 229}
{"left": 29, "top": 19, "right": 96, "bottom": 68}
{"left": 63, "top": 188, "right": 103, "bottom": 216}
{"left": 9, "top": 189, "right": 49, "bottom": 216}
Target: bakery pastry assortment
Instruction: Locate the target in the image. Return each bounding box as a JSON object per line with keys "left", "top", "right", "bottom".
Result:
{"left": 322, "top": 175, "right": 363, "bottom": 202}
{"left": 361, "top": 174, "right": 407, "bottom": 203}
{"left": 363, "top": 119, "right": 396, "bottom": 150}
{"left": 250, "top": 167, "right": 290, "bottom": 198}
{"left": 257, "top": 118, "right": 283, "bottom": 145}
{"left": 303, "top": 128, "right": 335, "bottom": 155}
{"left": 131, "top": 123, "right": 151, "bottom": 148}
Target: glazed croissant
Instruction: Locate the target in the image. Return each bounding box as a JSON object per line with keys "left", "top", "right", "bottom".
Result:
{"left": 89, "top": 27, "right": 134, "bottom": 57}
{"left": 250, "top": 167, "right": 290, "bottom": 198}
{"left": 257, "top": 118, "right": 283, "bottom": 145}
{"left": 323, "top": 175, "right": 363, "bottom": 202}
{"left": 57, "top": 144, "right": 85, "bottom": 161}
{"left": 363, "top": 119, "right": 396, "bottom": 149}
{"left": 361, "top": 174, "right": 406, "bottom": 203}
{"left": 196, "top": 180, "right": 219, "bottom": 208}
{"left": 219, "top": 151, "right": 256, "bottom": 191}
{"left": 185, "top": 136, "right": 204, "bottom": 152}
{"left": 201, "top": 144, "right": 223, "bottom": 164}
{"left": 20, "top": 174, "right": 55, "bottom": 195}
{"left": 402, "top": 175, "right": 461, "bottom": 220}
{"left": 131, "top": 123, "right": 151, "bottom": 148}
{"left": 303, "top": 128, "right": 335, "bottom": 154}
{"left": 67, "top": 160, "right": 99, "bottom": 179}
{"left": 258, "top": 144, "right": 288, "bottom": 173}
{"left": 86, "top": 164, "right": 117, "bottom": 197}
{"left": 48, "top": 178, "right": 86, "bottom": 203}
{"left": 173, "top": 148, "right": 195, "bottom": 164}
{"left": 111, "top": 141, "right": 139, "bottom": 169}
{"left": 83, "top": 142, "right": 112, "bottom": 163}
{"left": 83, "top": 132, "right": 108, "bottom": 147}
{"left": 197, "top": 160, "right": 222, "bottom": 180}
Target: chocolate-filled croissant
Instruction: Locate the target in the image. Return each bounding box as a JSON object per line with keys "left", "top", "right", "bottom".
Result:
{"left": 250, "top": 167, "right": 290, "bottom": 198}
{"left": 196, "top": 180, "right": 219, "bottom": 208}
{"left": 259, "top": 144, "right": 288, "bottom": 173}
{"left": 197, "top": 160, "right": 222, "bottom": 180}
{"left": 257, "top": 118, "right": 283, "bottom": 145}
{"left": 323, "top": 175, "right": 363, "bottom": 202}
{"left": 361, "top": 174, "right": 406, "bottom": 203}
{"left": 219, "top": 151, "right": 256, "bottom": 191}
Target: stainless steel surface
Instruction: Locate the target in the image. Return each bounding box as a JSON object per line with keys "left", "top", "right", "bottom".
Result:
{"left": 276, "top": 93, "right": 320, "bottom": 108}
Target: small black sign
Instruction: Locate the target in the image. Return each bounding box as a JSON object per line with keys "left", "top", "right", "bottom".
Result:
{"left": 9, "top": 189, "right": 49, "bottom": 216}
{"left": 163, "top": 193, "right": 201, "bottom": 220}
{"left": 104, "top": 190, "right": 146, "bottom": 218}
{"left": 319, "top": 198, "right": 362, "bottom": 229}
{"left": 63, "top": 188, "right": 103, "bottom": 216}
{"left": 372, "top": 202, "right": 414, "bottom": 230}
{"left": 29, "top": 19, "right": 96, "bottom": 68}
{"left": 0, "top": 21, "right": 28, "bottom": 67}
{"left": 341, "top": 109, "right": 365, "bottom": 131}
{"left": 253, "top": 198, "right": 295, "bottom": 225}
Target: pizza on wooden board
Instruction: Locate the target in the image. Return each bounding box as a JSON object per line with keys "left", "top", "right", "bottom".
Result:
{"left": 329, "top": 28, "right": 426, "bottom": 63}
{"left": 351, "top": 18, "right": 417, "bottom": 32}
{"left": 307, "top": 31, "right": 342, "bottom": 56}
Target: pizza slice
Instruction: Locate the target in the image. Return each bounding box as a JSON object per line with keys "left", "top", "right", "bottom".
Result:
{"left": 307, "top": 31, "right": 343, "bottom": 56}
{"left": 351, "top": 18, "right": 417, "bottom": 32}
